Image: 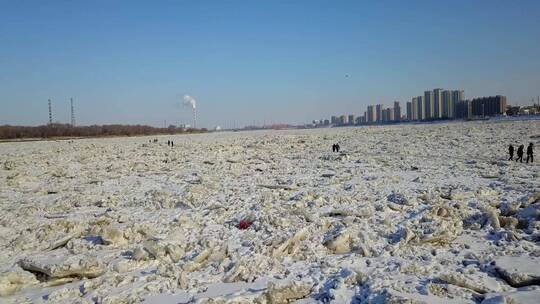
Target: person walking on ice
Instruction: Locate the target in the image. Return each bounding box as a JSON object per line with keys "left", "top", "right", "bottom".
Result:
{"left": 508, "top": 144, "right": 514, "bottom": 161}
{"left": 526, "top": 143, "right": 534, "bottom": 163}
{"left": 516, "top": 144, "right": 524, "bottom": 163}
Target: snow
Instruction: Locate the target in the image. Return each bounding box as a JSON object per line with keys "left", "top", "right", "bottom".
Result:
{"left": 0, "top": 120, "right": 539, "bottom": 303}
{"left": 494, "top": 256, "right": 540, "bottom": 287}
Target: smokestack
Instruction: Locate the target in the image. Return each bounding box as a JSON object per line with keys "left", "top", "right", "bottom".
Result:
{"left": 183, "top": 94, "right": 197, "bottom": 129}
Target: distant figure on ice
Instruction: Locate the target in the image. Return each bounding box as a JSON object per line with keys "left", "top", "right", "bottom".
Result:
{"left": 508, "top": 144, "right": 514, "bottom": 160}
{"left": 516, "top": 144, "right": 524, "bottom": 163}
{"left": 167, "top": 140, "right": 170, "bottom": 146}
{"left": 171, "top": 141, "right": 174, "bottom": 147}
{"left": 332, "top": 143, "right": 340, "bottom": 153}
{"left": 526, "top": 143, "right": 534, "bottom": 163}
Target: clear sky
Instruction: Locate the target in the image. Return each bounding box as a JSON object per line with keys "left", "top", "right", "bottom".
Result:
{"left": 1, "top": 0, "right": 539, "bottom": 128}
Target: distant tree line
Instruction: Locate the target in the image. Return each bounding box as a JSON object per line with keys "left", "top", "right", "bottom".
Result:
{"left": 0, "top": 124, "right": 207, "bottom": 140}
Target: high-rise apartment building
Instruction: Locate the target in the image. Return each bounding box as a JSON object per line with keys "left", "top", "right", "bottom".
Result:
{"left": 471, "top": 96, "right": 507, "bottom": 117}
{"left": 393, "top": 101, "right": 401, "bottom": 121}
{"left": 451, "top": 90, "right": 464, "bottom": 117}
{"left": 424, "top": 91, "right": 434, "bottom": 119}
{"left": 455, "top": 100, "right": 472, "bottom": 119}
{"left": 348, "top": 115, "right": 355, "bottom": 125}
{"left": 411, "top": 97, "right": 418, "bottom": 120}
{"left": 433, "top": 88, "right": 443, "bottom": 119}
{"left": 376, "top": 104, "right": 383, "bottom": 122}
{"left": 416, "top": 96, "right": 425, "bottom": 120}
{"left": 381, "top": 108, "right": 388, "bottom": 122}
{"left": 340, "top": 115, "right": 348, "bottom": 125}
{"left": 367, "top": 106, "right": 375, "bottom": 123}
{"left": 442, "top": 90, "right": 452, "bottom": 118}
{"left": 388, "top": 108, "right": 394, "bottom": 121}
{"left": 331, "top": 116, "right": 338, "bottom": 124}
{"left": 452, "top": 90, "right": 464, "bottom": 103}
{"left": 355, "top": 89, "right": 466, "bottom": 125}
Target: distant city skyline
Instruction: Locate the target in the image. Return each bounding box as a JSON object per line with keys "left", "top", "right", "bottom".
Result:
{"left": 317, "top": 88, "right": 513, "bottom": 126}
{"left": 1, "top": 1, "right": 540, "bottom": 128}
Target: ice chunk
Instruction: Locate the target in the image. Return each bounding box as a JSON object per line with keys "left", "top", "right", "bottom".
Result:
{"left": 0, "top": 267, "right": 39, "bottom": 296}
{"left": 100, "top": 227, "right": 127, "bottom": 246}
{"left": 495, "top": 256, "right": 540, "bottom": 287}
{"left": 263, "top": 280, "right": 314, "bottom": 304}
{"left": 19, "top": 252, "right": 105, "bottom": 279}
{"left": 482, "top": 288, "right": 540, "bottom": 304}
{"left": 528, "top": 192, "right": 540, "bottom": 204}
{"left": 323, "top": 228, "right": 352, "bottom": 254}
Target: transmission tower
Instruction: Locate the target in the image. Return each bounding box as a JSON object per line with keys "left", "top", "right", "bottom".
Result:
{"left": 70, "top": 98, "right": 76, "bottom": 126}
{"left": 48, "top": 99, "right": 53, "bottom": 125}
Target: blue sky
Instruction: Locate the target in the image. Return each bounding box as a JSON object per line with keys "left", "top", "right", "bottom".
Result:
{"left": 1, "top": 0, "right": 539, "bottom": 128}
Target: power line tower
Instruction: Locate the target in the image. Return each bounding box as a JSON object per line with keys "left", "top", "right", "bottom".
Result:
{"left": 48, "top": 99, "right": 53, "bottom": 125}
{"left": 70, "top": 97, "right": 76, "bottom": 126}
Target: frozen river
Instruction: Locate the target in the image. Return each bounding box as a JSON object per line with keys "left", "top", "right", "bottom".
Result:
{"left": 1, "top": 120, "right": 539, "bottom": 303}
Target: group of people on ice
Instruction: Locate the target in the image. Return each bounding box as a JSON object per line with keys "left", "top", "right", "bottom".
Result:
{"left": 329, "top": 141, "right": 534, "bottom": 164}
{"left": 147, "top": 138, "right": 174, "bottom": 147}
{"left": 508, "top": 143, "right": 534, "bottom": 163}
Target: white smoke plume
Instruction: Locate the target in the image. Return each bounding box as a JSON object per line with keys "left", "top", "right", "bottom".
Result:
{"left": 183, "top": 94, "right": 196, "bottom": 110}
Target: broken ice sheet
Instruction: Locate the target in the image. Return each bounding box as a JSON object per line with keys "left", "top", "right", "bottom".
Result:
{"left": 0, "top": 121, "right": 539, "bottom": 302}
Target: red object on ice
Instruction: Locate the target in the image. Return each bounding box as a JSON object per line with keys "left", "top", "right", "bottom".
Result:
{"left": 237, "top": 220, "right": 251, "bottom": 230}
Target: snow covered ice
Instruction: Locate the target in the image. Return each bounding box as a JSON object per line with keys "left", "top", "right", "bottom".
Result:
{"left": 1, "top": 120, "right": 539, "bottom": 303}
